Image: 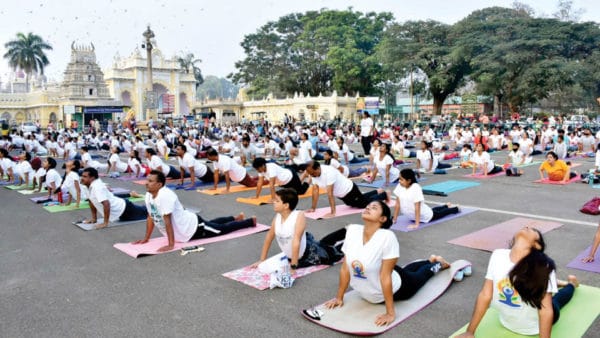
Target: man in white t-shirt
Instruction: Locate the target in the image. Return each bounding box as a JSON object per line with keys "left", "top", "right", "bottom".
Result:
{"left": 132, "top": 170, "right": 256, "bottom": 252}
{"left": 80, "top": 167, "right": 147, "bottom": 229}
{"left": 360, "top": 112, "right": 374, "bottom": 155}
{"left": 304, "top": 161, "right": 387, "bottom": 218}
{"left": 252, "top": 157, "right": 309, "bottom": 200}
{"left": 176, "top": 144, "right": 216, "bottom": 188}
{"left": 207, "top": 148, "right": 257, "bottom": 191}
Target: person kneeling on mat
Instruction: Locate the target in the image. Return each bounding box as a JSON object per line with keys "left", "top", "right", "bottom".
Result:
{"left": 80, "top": 167, "right": 148, "bottom": 229}
{"left": 325, "top": 200, "right": 453, "bottom": 326}
{"left": 251, "top": 188, "right": 345, "bottom": 274}
{"left": 457, "top": 227, "right": 579, "bottom": 337}
{"left": 132, "top": 170, "right": 257, "bottom": 253}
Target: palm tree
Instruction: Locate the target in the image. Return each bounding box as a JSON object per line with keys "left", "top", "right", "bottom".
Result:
{"left": 177, "top": 53, "right": 204, "bottom": 88}
{"left": 3, "top": 32, "right": 53, "bottom": 90}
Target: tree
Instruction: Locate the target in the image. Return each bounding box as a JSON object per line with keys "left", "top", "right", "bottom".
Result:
{"left": 553, "top": 0, "right": 585, "bottom": 22}
{"left": 3, "top": 32, "right": 53, "bottom": 90}
{"left": 177, "top": 52, "right": 204, "bottom": 88}
{"left": 196, "top": 76, "right": 240, "bottom": 101}
{"left": 377, "top": 20, "right": 470, "bottom": 115}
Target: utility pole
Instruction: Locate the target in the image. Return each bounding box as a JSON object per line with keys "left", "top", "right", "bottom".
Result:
{"left": 142, "top": 26, "right": 155, "bottom": 121}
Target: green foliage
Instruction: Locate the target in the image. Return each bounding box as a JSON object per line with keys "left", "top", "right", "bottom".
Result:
{"left": 177, "top": 53, "right": 204, "bottom": 88}
{"left": 3, "top": 32, "right": 53, "bottom": 86}
{"left": 196, "top": 76, "right": 239, "bottom": 100}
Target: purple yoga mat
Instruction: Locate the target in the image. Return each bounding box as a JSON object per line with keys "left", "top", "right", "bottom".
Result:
{"left": 566, "top": 246, "right": 600, "bottom": 273}
{"left": 391, "top": 207, "right": 478, "bottom": 232}
{"left": 30, "top": 196, "right": 55, "bottom": 203}
{"left": 447, "top": 217, "right": 563, "bottom": 252}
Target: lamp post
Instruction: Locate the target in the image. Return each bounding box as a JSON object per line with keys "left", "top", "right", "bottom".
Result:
{"left": 142, "top": 26, "right": 155, "bottom": 121}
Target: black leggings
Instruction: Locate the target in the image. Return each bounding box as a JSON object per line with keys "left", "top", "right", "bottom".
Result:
{"left": 340, "top": 183, "right": 387, "bottom": 209}
{"left": 167, "top": 166, "right": 181, "bottom": 179}
{"left": 191, "top": 215, "right": 254, "bottom": 239}
{"left": 552, "top": 284, "right": 575, "bottom": 324}
{"left": 393, "top": 260, "right": 439, "bottom": 301}
{"left": 119, "top": 199, "right": 148, "bottom": 221}
{"left": 430, "top": 205, "right": 460, "bottom": 222}
{"left": 283, "top": 171, "right": 309, "bottom": 195}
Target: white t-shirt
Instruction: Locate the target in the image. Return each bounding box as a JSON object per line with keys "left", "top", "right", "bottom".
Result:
{"left": 145, "top": 187, "right": 197, "bottom": 243}
{"left": 259, "top": 162, "right": 292, "bottom": 185}
{"left": 329, "top": 158, "right": 349, "bottom": 177}
{"left": 88, "top": 179, "right": 125, "bottom": 222}
{"left": 311, "top": 165, "right": 353, "bottom": 198}
{"left": 16, "top": 161, "right": 35, "bottom": 182}
{"left": 62, "top": 171, "right": 88, "bottom": 200}
{"left": 393, "top": 183, "right": 433, "bottom": 223}
{"left": 156, "top": 139, "right": 169, "bottom": 157}
{"left": 109, "top": 154, "right": 128, "bottom": 172}
{"left": 471, "top": 151, "right": 495, "bottom": 173}
{"left": 274, "top": 210, "right": 306, "bottom": 259}
{"left": 45, "top": 168, "right": 62, "bottom": 189}
{"left": 214, "top": 154, "right": 247, "bottom": 182}
{"left": 128, "top": 157, "right": 141, "bottom": 173}
{"left": 416, "top": 150, "right": 438, "bottom": 172}
{"left": 338, "top": 144, "right": 354, "bottom": 162}
{"left": 360, "top": 118, "right": 374, "bottom": 137}
{"left": 342, "top": 224, "right": 401, "bottom": 303}
{"left": 148, "top": 155, "right": 170, "bottom": 176}
{"left": 178, "top": 153, "right": 208, "bottom": 177}
{"left": 373, "top": 154, "right": 399, "bottom": 182}
{"left": 485, "top": 249, "right": 558, "bottom": 335}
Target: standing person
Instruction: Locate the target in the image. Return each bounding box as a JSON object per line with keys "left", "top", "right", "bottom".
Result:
{"left": 304, "top": 161, "right": 387, "bottom": 219}
{"left": 207, "top": 148, "right": 257, "bottom": 191}
{"left": 360, "top": 112, "right": 374, "bottom": 156}
{"left": 324, "top": 200, "right": 452, "bottom": 326}
{"left": 392, "top": 169, "right": 460, "bottom": 230}
{"left": 457, "top": 227, "right": 579, "bottom": 337}
{"left": 132, "top": 170, "right": 256, "bottom": 252}
{"left": 252, "top": 157, "right": 309, "bottom": 200}
{"left": 80, "top": 167, "right": 147, "bottom": 229}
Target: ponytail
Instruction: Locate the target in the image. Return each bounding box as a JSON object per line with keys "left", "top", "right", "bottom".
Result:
{"left": 509, "top": 250, "right": 556, "bottom": 309}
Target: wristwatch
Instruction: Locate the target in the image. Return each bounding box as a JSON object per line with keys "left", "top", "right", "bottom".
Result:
{"left": 290, "top": 264, "right": 298, "bottom": 269}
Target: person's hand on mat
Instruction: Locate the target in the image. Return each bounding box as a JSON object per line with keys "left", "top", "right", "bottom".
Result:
{"left": 582, "top": 255, "right": 595, "bottom": 263}
{"left": 324, "top": 298, "right": 343, "bottom": 309}
{"left": 306, "top": 208, "right": 315, "bottom": 213}
{"left": 132, "top": 239, "right": 149, "bottom": 245}
{"left": 250, "top": 260, "right": 263, "bottom": 269}
{"left": 375, "top": 313, "right": 395, "bottom": 326}
{"left": 455, "top": 332, "right": 475, "bottom": 338}
{"left": 407, "top": 223, "right": 420, "bottom": 230}
{"left": 322, "top": 212, "right": 336, "bottom": 219}
{"left": 82, "top": 219, "right": 97, "bottom": 224}
{"left": 157, "top": 244, "right": 174, "bottom": 252}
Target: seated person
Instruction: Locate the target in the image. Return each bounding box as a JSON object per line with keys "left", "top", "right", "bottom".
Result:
{"left": 252, "top": 157, "right": 309, "bottom": 200}
{"left": 251, "top": 188, "right": 345, "bottom": 272}
{"left": 367, "top": 143, "right": 400, "bottom": 187}
{"left": 504, "top": 142, "right": 529, "bottom": 176}
{"left": 457, "top": 227, "right": 579, "bottom": 337}
{"left": 304, "top": 161, "right": 388, "bottom": 219}
{"left": 538, "top": 151, "right": 576, "bottom": 182}
{"left": 80, "top": 167, "right": 148, "bottom": 229}
{"left": 325, "top": 200, "right": 452, "bottom": 326}
{"left": 471, "top": 143, "right": 503, "bottom": 176}
{"left": 132, "top": 170, "right": 256, "bottom": 252}
{"left": 207, "top": 148, "right": 257, "bottom": 191}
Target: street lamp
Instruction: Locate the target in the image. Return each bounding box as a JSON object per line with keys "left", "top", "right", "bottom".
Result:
{"left": 142, "top": 26, "right": 155, "bottom": 121}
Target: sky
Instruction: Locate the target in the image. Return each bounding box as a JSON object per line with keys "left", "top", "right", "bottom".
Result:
{"left": 1, "top": 0, "right": 599, "bottom": 83}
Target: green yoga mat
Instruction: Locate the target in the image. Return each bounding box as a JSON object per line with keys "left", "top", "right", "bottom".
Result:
{"left": 450, "top": 284, "right": 600, "bottom": 337}
{"left": 5, "top": 184, "right": 33, "bottom": 190}
{"left": 43, "top": 197, "right": 144, "bottom": 213}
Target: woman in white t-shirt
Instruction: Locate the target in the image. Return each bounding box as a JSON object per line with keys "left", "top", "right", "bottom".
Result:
{"left": 251, "top": 188, "right": 345, "bottom": 273}
{"left": 323, "top": 150, "right": 367, "bottom": 178}
{"left": 457, "top": 228, "right": 579, "bottom": 338}
{"left": 108, "top": 146, "right": 129, "bottom": 175}
{"left": 392, "top": 169, "right": 460, "bottom": 230}
{"left": 416, "top": 141, "right": 439, "bottom": 173}
{"left": 145, "top": 148, "right": 181, "bottom": 179}
{"left": 471, "top": 143, "right": 503, "bottom": 176}
{"left": 43, "top": 157, "right": 63, "bottom": 200}
{"left": 368, "top": 143, "right": 399, "bottom": 186}
{"left": 127, "top": 150, "right": 145, "bottom": 178}
{"left": 324, "top": 200, "right": 451, "bottom": 326}
{"left": 61, "top": 160, "right": 87, "bottom": 208}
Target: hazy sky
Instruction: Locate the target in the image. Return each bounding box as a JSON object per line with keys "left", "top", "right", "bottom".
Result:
{"left": 1, "top": 0, "right": 599, "bottom": 83}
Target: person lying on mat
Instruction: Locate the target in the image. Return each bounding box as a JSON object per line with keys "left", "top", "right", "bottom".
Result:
{"left": 145, "top": 148, "right": 181, "bottom": 180}
{"left": 127, "top": 150, "right": 145, "bottom": 178}
{"left": 206, "top": 148, "right": 257, "bottom": 192}
{"left": 61, "top": 160, "right": 87, "bottom": 208}
{"left": 323, "top": 150, "right": 367, "bottom": 178}
{"left": 325, "top": 200, "right": 451, "bottom": 326}
{"left": 252, "top": 158, "right": 309, "bottom": 201}
{"left": 457, "top": 227, "right": 579, "bottom": 338}
{"left": 43, "top": 157, "right": 62, "bottom": 200}
{"left": 132, "top": 170, "right": 257, "bottom": 252}
{"left": 304, "top": 161, "right": 388, "bottom": 219}
{"left": 80, "top": 168, "right": 148, "bottom": 229}
{"left": 539, "top": 151, "right": 577, "bottom": 183}
{"left": 251, "top": 188, "right": 345, "bottom": 273}
{"left": 367, "top": 143, "right": 399, "bottom": 187}
{"left": 392, "top": 169, "right": 460, "bottom": 230}
{"left": 471, "top": 143, "right": 503, "bottom": 176}
{"left": 176, "top": 144, "right": 216, "bottom": 188}
{"left": 582, "top": 224, "right": 600, "bottom": 263}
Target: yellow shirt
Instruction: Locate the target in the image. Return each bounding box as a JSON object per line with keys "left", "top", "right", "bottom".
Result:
{"left": 540, "top": 160, "right": 568, "bottom": 181}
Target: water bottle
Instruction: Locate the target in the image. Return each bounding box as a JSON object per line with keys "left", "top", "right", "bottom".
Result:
{"left": 589, "top": 169, "right": 595, "bottom": 186}
{"left": 280, "top": 261, "right": 292, "bottom": 288}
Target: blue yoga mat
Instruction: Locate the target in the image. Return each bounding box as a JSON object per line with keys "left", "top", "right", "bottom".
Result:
{"left": 357, "top": 177, "right": 427, "bottom": 189}
{"left": 166, "top": 181, "right": 212, "bottom": 190}
{"left": 421, "top": 180, "right": 480, "bottom": 194}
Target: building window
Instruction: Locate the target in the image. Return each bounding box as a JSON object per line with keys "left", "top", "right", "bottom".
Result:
{"left": 89, "top": 88, "right": 94, "bottom": 95}
{"left": 88, "top": 75, "right": 94, "bottom": 81}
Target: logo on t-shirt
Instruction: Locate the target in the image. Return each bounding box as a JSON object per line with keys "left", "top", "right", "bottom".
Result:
{"left": 497, "top": 278, "right": 521, "bottom": 308}
{"left": 149, "top": 203, "right": 165, "bottom": 231}
{"left": 351, "top": 260, "right": 366, "bottom": 279}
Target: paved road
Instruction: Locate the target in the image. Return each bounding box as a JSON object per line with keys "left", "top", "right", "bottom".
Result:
{"left": 1, "top": 150, "right": 599, "bottom": 337}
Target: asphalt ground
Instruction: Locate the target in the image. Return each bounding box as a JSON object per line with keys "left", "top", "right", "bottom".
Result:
{"left": 1, "top": 148, "right": 600, "bottom": 337}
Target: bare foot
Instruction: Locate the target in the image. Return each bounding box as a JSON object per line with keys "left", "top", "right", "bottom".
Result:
{"left": 431, "top": 255, "right": 451, "bottom": 270}
{"left": 235, "top": 212, "right": 245, "bottom": 221}
{"left": 568, "top": 275, "right": 580, "bottom": 288}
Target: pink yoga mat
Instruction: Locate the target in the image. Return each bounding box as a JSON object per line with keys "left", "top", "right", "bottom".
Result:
{"left": 391, "top": 207, "right": 478, "bottom": 232}
{"left": 113, "top": 224, "right": 269, "bottom": 258}
{"left": 222, "top": 264, "right": 332, "bottom": 290}
{"left": 566, "top": 246, "right": 600, "bottom": 273}
{"left": 534, "top": 175, "right": 581, "bottom": 185}
{"left": 447, "top": 217, "right": 563, "bottom": 252}
{"left": 305, "top": 200, "right": 396, "bottom": 220}
{"left": 463, "top": 171, "right": 505, "bottom": 179}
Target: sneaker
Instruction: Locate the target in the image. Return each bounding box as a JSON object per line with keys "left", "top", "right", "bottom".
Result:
{"left": 430, "top": 262, "right": 442, "bottom": 273}
{"left": 453, "top": 270, "right": 465, "bottom": 282}
{"left": 463, "top": 266, "right": 473, "bottom": 277}
{"left": 303, "top": 308, "right": 323, "bottom": 321}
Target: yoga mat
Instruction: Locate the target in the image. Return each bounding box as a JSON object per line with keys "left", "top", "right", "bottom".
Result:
{"left": 566, "top": 246, "right": 600, "bottom": 273}
{"left": 198, "top": 185, "right": 257, "bottom": 195}
{"left": 30, "top": 196, "right": 55, "bottom": 203}
{"left": 514, "top": 161, "right": 542, "bottom": 168}
{"left": 447, "top": 217, "right": 563, "bottom": 252}
{"left": 166, "top": 181, "right": 212, "bottom": 190}
{"left": 421, "top": 180, "right": 480, "bottom": 194}
{"left": 73, "top": 219, "right": 145, "bottom": 231}
{"left": 305, "top": 200, "right": 396, "bottom": 220}
{"left": 449, "top": 285, "right": 600, "bottom": 338}
{"left": 116, "top": 175, "right": 141, "bottom": 182}
{"left": 422, "top": 190, "right": 448, "bottom": 197}
{"left": 42, "top": 197, "right": 144, "bottom": 213}
{"left": 236, "top": 188, "right": 325, "bottom": 206}
{"left": 223, "top": 257, "right": 333, "bottom": 290}
{"left": 133, "top": 178, "right": 179, "bottom": 185}
{"left": 464, "top": 171, "right": 505, "bottom": 179}
{"left": 391, "top": 207, "right": 478, "bottom": 232}
{"left": 0, "top": 180, "right": 19, "bottom": 186}
{"left": 113, "top": 223, "right": 270, "bottom": 258}
{"left": 356, "top": 180, "right": 396, "bottom": 189}
{"left": 533, "top": 175, "right": 581, "bottom": 185}
{"left": 302, "top": 260, "right": 471, "bottom": 336}
{"left": 4, "top": 184, "right": 32, "bottom": 190}
{"left": 18, "top": 189, "right": 45, "bottom": 195}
